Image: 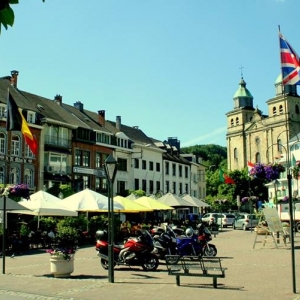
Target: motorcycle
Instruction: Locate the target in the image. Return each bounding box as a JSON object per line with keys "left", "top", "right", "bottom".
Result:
{"left": 151, "top": 226, "right": 177, "bottom": 260}
{"left": 175, "top": 226, "right": 203, "bottom": 258}
{"left": 95, "top": 229, "right": 159, "bottom": 271}
{"left": 196, "top": 223, "right": 217, "bottom": 257}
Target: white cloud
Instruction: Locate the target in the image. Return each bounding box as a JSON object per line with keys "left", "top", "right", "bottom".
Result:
{"left": 181, "top": 126, "right": 227, "bottom": 147}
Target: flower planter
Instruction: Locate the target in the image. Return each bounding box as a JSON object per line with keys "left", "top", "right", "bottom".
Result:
{"left": 255, "top": 227, "right": 269, "bottom": 235}
{"left": 50, "top": 256, "right": 74, "bottom": 278}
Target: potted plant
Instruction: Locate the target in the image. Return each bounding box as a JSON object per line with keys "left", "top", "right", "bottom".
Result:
{"left": 48, "top": 219, "right": 79, "bottom": 278}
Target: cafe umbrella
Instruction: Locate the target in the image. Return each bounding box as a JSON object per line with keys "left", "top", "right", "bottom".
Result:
{"left": 0, "top": 196, "right": 32, "bottom": 274}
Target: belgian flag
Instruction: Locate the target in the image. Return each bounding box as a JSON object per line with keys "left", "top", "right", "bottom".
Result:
{"left": 6, "top": 91, "right": 38, "bottom": 155}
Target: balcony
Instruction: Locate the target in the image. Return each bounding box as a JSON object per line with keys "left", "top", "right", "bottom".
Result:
{"left": 44, "top": 135, "right": 71, "bottom": 149}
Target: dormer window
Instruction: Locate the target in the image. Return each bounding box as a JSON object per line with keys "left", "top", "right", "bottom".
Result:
{"left": 27, "top": 111, "right": 35, "bottom": 124}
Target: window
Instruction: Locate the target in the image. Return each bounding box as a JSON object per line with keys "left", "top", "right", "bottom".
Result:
{"left": 0, "top": 166, "right": 4, "bottom": 183}
{"left": 185, "top": 183, "right": 189, "bottom": 194}
{"left": 156, "top": 162, "right": 160, "bottom": 172}
{"left": 142, "top": 160, "right": 146, "bottom": 170}
{"left": 278, "top": 139, "right": 282, "bottom": 153}
{"left": 149, "top": 180, "right": 154, "bottom": 194}
{"left": 0, "top": 106, "right": 5, "bottom": 118}
{"left": 25, "top": 144, "right": 34, "bottom": 158}
{"left": 96, "top": 152, "right": 101, "bottom": 168}
{"left": 280, "top": 105, "right": 284, "bottom": 114}
{"left": 27, "top": 112, "right": 35, "bottom": 124}
{"left": 75, "top": 149, "right": 82, "bottom": 166}
{"left": 172, "top": 164, "right": 176, "bottom": 176}
{"left": 0, "top": 133, "right": 5, "bottom": 154}
{"left": 24, "top": 168, "right": 33, "bottom": 187}
{"left": 134, "top": 158, "right": 139, "bottom": 169}
{"left": 9, "top": 167, "right": 19, "bottom": 184}
{"left": 11, "top": 135, "right": 20, "bottom": 156}
{"left": 179, "top": 165, "right": 182, "bottom": 177}
{"left": 82, "top": 151, "right": 90, "bottom": 167}
{"left": 135, "top": 178, "right": 139, "bottom": 190}
{"left": 156, "top": 181, "right": 160, "bottom": 193}
{"left": 255, "top": 152, "right": 261, "bottom": 163}
{"left": 236, "top": 117, "right": 239, "bottom": 125}
{"left": 149, "top": 161, "right": 153, "bottom": 171}
{"left": 166, "top": 181, "right": 169, "bottom": 193}
{"left": 230, "top": 118, "right": 234, "bottom": 126}
{"left": 185, "top": 166, "right": 189, "bottom": 178}
{"left": 234, "top": 148, "right": 238, "bottom": 159}
{"left": 142, "top": 179, "right": 146, "bottom": 192}
{"left": 172, "top": 182, "right": 176, "bottom": 194}
{"left": 273, "top": 106, "right": 277, "bottom": 115}
{"left": 117, "top": 158, "right": 127, "bottom": 171}
{"left": 179, "top": 183, "right": 182, "bottom": 195}
{"left": 74, "top": 149, "right": 90, "bottom": 167}
{"left": 165, "top": 162, "right": 169, "bottom": 175}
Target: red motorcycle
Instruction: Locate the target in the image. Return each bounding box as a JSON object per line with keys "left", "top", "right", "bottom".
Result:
{"left": 197, "top": 223, "right": 217, "bottom": 257}
{"left": 95, "top": 229, "right": 159, "bottom": 271}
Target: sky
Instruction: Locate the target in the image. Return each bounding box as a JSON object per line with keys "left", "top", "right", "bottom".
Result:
{"left": 0, "top": 0, "right": 298, "bottom": 148}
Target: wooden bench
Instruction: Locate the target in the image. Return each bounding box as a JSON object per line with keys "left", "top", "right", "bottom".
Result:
{"left": 165, "top": 255, "right": 226, "bottom": 288}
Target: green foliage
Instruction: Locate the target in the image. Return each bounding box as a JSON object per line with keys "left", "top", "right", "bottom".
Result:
{"left": 0, "top": 0, "right": 45, "bottom": 34}
{"left": 46, "top": 184, "right": 75, "bottom": 199}
{"left": 38, "top": 217, "right": 57, "bottom": 231}
{"left": 19, "top": 223, "right": 30, "bottom": 237}
{"left": 181, "top": 144, "right": 227, "bottom": 167}
{"left": 128, "top": 189, "right": 146, "bottom": 197}
{"left": 56, "top": 219, "right": 80, "bottom": 247}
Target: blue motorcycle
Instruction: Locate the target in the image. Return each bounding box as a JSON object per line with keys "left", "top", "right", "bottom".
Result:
{"left": 175, "top": 227, "right": 203, "bottom": 258}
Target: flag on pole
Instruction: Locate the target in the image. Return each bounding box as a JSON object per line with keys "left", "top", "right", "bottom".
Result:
{"left": 247, "top": 161, "right": 255, "bottom": 174}
{"left": 219, "top": 169, "right": 235, "bottom": 184}
{"left": 279, "top": 31, "right": 300, "bottom": 86}
{"left": 6, "top": 91, "right": 38, "bottom": 154}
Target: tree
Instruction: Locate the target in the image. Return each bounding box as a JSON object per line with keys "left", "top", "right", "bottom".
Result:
{"left": 0, "top": 0, "right": 45, "bottom": 34}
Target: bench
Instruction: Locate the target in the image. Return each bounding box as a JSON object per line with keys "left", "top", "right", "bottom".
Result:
{"left": 165, "top": 255, "right": 226, "bottom": 288}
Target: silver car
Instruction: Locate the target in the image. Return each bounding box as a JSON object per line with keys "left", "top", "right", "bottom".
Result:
{"left": 233, "top": 213, "right": 258, "bottom": 230}
{"left": 217, "top": 213, "right": 235, "bottom": 228}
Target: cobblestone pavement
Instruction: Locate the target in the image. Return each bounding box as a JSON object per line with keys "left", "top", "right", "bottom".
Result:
{"left": 0, "top": 228, "right": 300, "bottom": 300}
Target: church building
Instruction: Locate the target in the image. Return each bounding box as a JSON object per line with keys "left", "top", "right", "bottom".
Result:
{"left": 226, "top": 76, "right": 300, "bottom": 171}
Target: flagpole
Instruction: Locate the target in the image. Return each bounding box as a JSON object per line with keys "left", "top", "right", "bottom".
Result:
{"left": 2, "top": 196, "right": 6, "bottom": 274}
{"left": 276, "top": 26, "right": 297, "bottom": 294}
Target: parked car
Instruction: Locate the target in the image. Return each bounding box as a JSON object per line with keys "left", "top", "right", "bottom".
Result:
{"left": 201, "top": 213, "right": 219, "bottom": 225}
{"left": 217, "top": 213, "right": 235, "bottom": 228}
{"left": 233, "top": 213, "right": 259, "bottom": 230}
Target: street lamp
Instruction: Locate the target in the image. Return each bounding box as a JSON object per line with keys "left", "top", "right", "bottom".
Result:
{"left": 273, "top": 179, "right": 280, "bottom": 243}
{"left": 104, "top": 154, "right": 118, "bottom": 283}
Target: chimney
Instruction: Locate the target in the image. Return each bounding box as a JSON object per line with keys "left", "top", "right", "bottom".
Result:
{"left": 10, "top": 70, "right": 19, "bottom": 88}
{"left": 98, "top": 110, "right": 105, "bottom": 126}
{"left": 74, "top": 101, "right": 84, "bottom": 112}
{"left": 116, "top": 116, "right": 121, "bottom": 131}
{"left": 54, "top": 94, "right": 62, "bottom": 106}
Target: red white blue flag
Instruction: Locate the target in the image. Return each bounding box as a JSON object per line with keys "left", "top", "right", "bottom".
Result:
{"left": 279, "top": 32, "right": 300, "bottom": 86}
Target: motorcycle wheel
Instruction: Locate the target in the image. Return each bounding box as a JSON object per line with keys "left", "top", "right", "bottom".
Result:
{"left": 100, "top": 258, "right": 109, "bottom": 270}
{"left": 203, "top": 245, "right": 217, "bottom": 257}
{"left": 141, "top": 255, "right": 159, "bottom": 271}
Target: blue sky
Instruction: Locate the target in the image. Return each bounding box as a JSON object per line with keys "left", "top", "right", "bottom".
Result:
{"left": 0, "top": 0, "right": 298, "bottom": 147}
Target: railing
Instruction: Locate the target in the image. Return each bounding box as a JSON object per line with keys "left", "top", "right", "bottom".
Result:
{"left": 44, "top": 135, "right": 71, "bottom": 149}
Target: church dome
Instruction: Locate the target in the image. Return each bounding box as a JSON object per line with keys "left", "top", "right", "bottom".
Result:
{"left": 233, "top": 78, "right": 253, "bottom": 99}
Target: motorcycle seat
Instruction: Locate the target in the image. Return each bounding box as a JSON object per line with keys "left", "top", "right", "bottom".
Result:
{"left": 114, "top": 244, "right": 125, "bottom": 249}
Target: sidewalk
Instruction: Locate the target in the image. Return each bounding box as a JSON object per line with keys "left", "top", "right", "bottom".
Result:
{"left": 0, "top": 229, "right": 299, "bottom": 300}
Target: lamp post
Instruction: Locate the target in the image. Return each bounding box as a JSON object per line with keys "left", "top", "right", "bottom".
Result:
{"left": 273, "top": 179, "right": 280, "bottom": 243}
{"left": 104, "top": 154, "right": 118, "bottom": 283}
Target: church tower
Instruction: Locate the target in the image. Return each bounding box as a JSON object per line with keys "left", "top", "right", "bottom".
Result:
{"left": 227, "top": 75, "right": 300, "bottom": 171}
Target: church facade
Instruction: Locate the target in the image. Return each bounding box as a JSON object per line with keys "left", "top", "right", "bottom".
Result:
{"left": 226, "top": 76, "right": 300, "bottom": 171}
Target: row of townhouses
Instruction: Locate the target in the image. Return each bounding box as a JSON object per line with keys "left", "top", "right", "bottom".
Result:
{"left": 0, "top": 71, "right": 206, "bottom": 200}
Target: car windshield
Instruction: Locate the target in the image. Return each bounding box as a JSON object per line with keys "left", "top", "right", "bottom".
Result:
{"left": 225, "top": 214, "right": 235, "bottom": 218}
